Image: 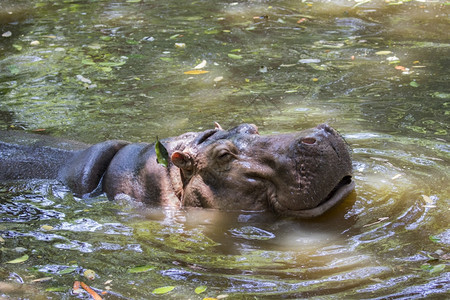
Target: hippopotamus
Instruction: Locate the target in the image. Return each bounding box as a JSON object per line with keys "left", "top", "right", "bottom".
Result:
{"left": 0, "top": 123, "right": 355, "bottom": 218}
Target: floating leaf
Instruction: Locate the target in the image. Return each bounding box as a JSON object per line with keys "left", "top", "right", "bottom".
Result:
{"left": 152, "top": 286, "right": 175, "bottom": 294}
{"left": 41, "top": 225, "right": 54, "bottom": 231}
{"left": 204, "top": 29, "right": 220, "bottom": 34}
{"left": 98, "top": 61, "right": 126, "bottom": 67}
{"left": 127, "top": 265, "right": 155, "bottom": 273}
{"left": 184, "top": 70, "right": 209, "bottom": 75}
{"left": 409, "top": 81, "right": 419, "bottom": 88}
{"left": 422, "top": 195, "right": 433, "bottom": 204}
{"left": 375, "top": 50, "right": 392, "bottom": 55}
{"left": 420, "top": 264, "right": 433, "bottom": 271}
{"left": 432, "top": 92, "right": 450, "bottom": 98}
{"left": 194, "top": 60, "right": 207, "bottom": 69}
{"left": 299, "top": 58, "right": 321, "bottom": 64}
{"left": 195, "top": 285, "right": 207, "bottom": 294}
{"left": 58, "top": 266, "right": 78, "bottom": 275}
{"left": 160, "top": 57, "right": 173, "bottom": 62}
{"left": 421, "top": 263, "right": 446, "bottom": 273}
{"left": 73, "top": 281, "right": 82, "bottom": 294}
{"left": 155, "top": 137, "right": 169, "bottom": 167}
{"left": 430, "top": 264, "right": 445, "bottom": 273}
{"left": 175, "top": 43, "right": 186, "bottom": 48}
{"left": 81, "top": 59, "right": 96, "bottom": 65}
{"left": 32, "top": 277, "right": 53, "bottom": 282}
{"left": 429, "top": 235, "right": 441, "bottom": 243}
{"left": 100, "top": 67, "right": 112, "bottom": 72}
{"left": 8, "top": 65, "right": 20, "bottom": 75}
{"left": 13, "top": 44, "right": 23, "bottom": 51}
{"left": 6, "top": 254, "right": 29, "bottom": 264}
{"left": 83, "top": 269, "right": 96, "bottom": 280}
{"left": 228, "top": 53, "right": 242, "bottom": 59}
{"left": 80, "top": 282, "right": 102, "bottom": 300}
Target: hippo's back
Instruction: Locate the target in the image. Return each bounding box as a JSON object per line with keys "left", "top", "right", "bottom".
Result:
{"left": 0, "top": 130, "right": 88, "bottom": 180}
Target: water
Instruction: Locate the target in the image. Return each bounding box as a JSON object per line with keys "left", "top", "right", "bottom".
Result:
{"left": 0, "top": 0, "right": 449, "bottom": 299}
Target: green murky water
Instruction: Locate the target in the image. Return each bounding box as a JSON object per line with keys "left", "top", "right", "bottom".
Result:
{"left": 0, "top": 0, "right": 449, "bottom": 299}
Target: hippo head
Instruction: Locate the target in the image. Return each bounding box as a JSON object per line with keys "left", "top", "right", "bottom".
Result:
{"left": 171, "top": 123, "right": 355, "bottom": 218}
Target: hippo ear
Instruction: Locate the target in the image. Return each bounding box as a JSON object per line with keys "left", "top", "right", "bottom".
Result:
{"left": 171, "top": 151, "right": 194, "bottom": 171}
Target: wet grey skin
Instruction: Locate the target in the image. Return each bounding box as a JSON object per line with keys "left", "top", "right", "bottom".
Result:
{"left": 0, "top": 123, "right": 354, "bottom": 218}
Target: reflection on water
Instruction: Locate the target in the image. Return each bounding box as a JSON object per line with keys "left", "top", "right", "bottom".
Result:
{"left": 0, "top": 0, "right": 449, "bottom": 299}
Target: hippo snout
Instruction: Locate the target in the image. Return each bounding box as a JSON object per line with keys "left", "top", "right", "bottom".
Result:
{"left": 272, "top": 123, "right": 354, "bottom": 217}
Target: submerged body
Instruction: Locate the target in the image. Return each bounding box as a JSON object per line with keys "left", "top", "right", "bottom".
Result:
{"left": 0, "top": 123, "right": 354, "bottom": 218}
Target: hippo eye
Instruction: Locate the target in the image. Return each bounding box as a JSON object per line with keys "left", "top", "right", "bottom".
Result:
{"left": 215, "top": 148, "right": 237, "bottom": 164}
{"left": 218, "top": 150, "right": 233, "bottom": 160}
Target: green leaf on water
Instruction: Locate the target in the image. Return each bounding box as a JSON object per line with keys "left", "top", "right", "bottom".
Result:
{"left": 195, "top": 285, "right": 207, "bottom": 294}
{"left": 81, "top": 59, "right": 96, "bottom": 65}
{"left": 127, "top": 265, "right": 155, "bottom": 273}
{"left": 409, "top": 81, "right": 419, "bottom": 88}
{"left": 430, "top": 264, "right": 445, "bottom": 273}
{"left": 58, "top": 266, "right": 78, "bottom": 275}
{"left": 152, "top": 286, "right": 175, "bottom": 294}
{"left": 12, "top": 44, "right": 22, "bottom": 51}
{"left": 6, "top": 254, "right": 29, "bottom": 264}
{"left": 204, "top": 29, "right": 220, "bottom": 35}
{"left": 420, "top": 264, "right": 433, "bottom": 271}
{"left": 100, "top": 67, "right": 113, "bottom": 72}
{"left": 155, "top": 137, "right": 169, "bottom": 167}
{"left": 8, "top": 65, "right": 20, "bottom": 75}
{"left": 98, "top": 61, "right": 126, "bottom": 67}
{"left": 126, "top": 39, "right": 139, "bottom": 45}
{"left": 429, "top": 235, "right": 441, "bottom": 243}
{"left": 421, "top": 263, "right": 446, "bottom": 273}
{"left": 228, "top": 53, "right": 242, "bottom": 59}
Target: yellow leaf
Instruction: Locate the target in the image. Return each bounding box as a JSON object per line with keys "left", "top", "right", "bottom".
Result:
{"left": 41, "top": 225, "right": 54, "bottom": 231}
{"left": 83, "top": 269, "right": 96, "bottom": 280}
{"left": 184, "top": 70, "right": 209, "bottom": 75}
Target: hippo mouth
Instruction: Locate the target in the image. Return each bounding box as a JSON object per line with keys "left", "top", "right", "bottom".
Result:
{"left": 281, "top": 176, "right": 355, "bottom": 218}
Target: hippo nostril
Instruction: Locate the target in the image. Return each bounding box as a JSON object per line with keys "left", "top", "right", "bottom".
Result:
{"left": 301, "top": 137, "right": 316, "bottom": 145}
